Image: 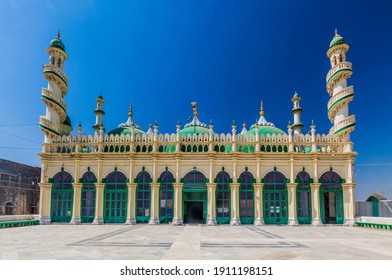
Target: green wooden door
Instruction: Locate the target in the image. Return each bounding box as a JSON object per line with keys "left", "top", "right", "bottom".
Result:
{"left": 51, "top": 171, "right": 74, "bottom": 223}
{"left": 239, "top": 171, "right": 254, "bottom": 224}
{"left": 319, "top": 171, "right": 344, "bottom": 224}
{"left": 215, "top": 171, "right": 231, "bottom": 224}
{"left": 104, "top": 171, "right": 127, "bottom": 223}
{"left": 159, "top": 171, "right": 174, "bottom": 223}
{"left": 296, "top": 171, "right": 312, "bottom": 224}
{"left": 81, "top": 171, "right": 96, "bottom": 223}
{"left": 136, "top": 171, "right": 151, "bottom": 223}
{"left": 263, "top": 171, "right": 288, "bottom": 224}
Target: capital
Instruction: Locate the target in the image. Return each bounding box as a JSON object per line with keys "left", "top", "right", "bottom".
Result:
{"left": 73, "top": 183, "right": 83, "bottom": 189}
{"left": 38, "top": 183, "right": 52, "bottom": 189}
{"left": 286, "top": 183, "right": 298, "bottom": 189}
{"left": 230, "top": 183, "right": 240, "bottom": 189}
{"left": 207, "top": 183, "right": 217, "bottom": 189}
{"left": 126, "top": 182, "right": 137, "bottom": 189}
{"left": 342, "top": 183, "right": 356, "bottom": 189}
{"left": 253, "top": 183, "right": 264, "bottom": 190}
{"left": 95, "top": 183, "right": 105, "bottom": 189}
{"left": 310, "top": 183, "right": 321, "bottom": 190}
{"left": 150, "top": 183, "right": 160, "bottom": 189}
{"left": 173, "top": 182, "right": 183, "bottom": 189}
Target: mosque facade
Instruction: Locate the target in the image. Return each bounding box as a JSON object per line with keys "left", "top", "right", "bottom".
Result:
{"left": 38, "top": 30, "right": 357, "bottom": 226}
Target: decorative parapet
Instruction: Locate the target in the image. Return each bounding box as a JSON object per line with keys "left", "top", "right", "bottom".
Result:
{"left": 41, "top": 88, "right": 67, "bottom": 121}
{"left": 39, "top": 116, "right": 61, "bottom": 136}
{"left": 329, "top": 115, "right": 356, "bottom": 136}
{"left": 40, "top": 130, "right": 351, "bottom": 155}
{"left": 43, "top": 64, "right": 68, "bottom": 95}
{"left": 327, "top": 86, "right": 354, "bottom": 121}
{"left": 326, "top": 62, "right": 352, "bottom": 95}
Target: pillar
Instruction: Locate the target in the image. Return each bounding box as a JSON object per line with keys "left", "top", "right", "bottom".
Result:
{"left": 253, "top": 183, "right": 264, "bottom": 225}
{"left": 38, "top": 183, "right": 52, "bottom": 225}
{"left": 207, "top": 183, "right": 217, "bottom": 225}
{"left": 70, "top": 183, "right": 82, "bottom": 224}
{"left": 149, "top": 183, "right": 160, "bottom": 225}
{"left": 287, "top": 183, "right": 298, "bottom": 225}
{"left": 311, "top": 183, "right": 322, "bottom": 225}
{"left": 172, "top": 182, "right": 183, "bottom": 225}
{"left": 342, "top": 183, "right": 356, "bottom": 226}
{"left": 92, "top": 183, "right": 104, "bottom": 225}
{"left": 125, "top": 183, "right": 136, "bottom": 225}
{"left": 230, "top": 183, "right": 240, "bottom": 225}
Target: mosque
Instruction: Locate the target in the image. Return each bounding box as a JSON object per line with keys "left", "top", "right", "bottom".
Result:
{"left": 38, "top": 30, "right": 356, "bottom": 226}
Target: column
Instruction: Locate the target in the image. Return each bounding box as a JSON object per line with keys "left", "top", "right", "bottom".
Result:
{"left": 311, "top": 183, "right": 322, "bottom": 225}
{"left": 253, "top": 183, "right": 264, "bottom": 225}
{"left": 342, "top": 183, "right": 356, "bottom": 226}
{"left": 207, "top": 183, "right": 217, "bottom": 225}
{"left": 125, "top": 183, "right": 136, "bottom": 225}
{"left": 287, "top": 183, "right": 298, "bottom": 226}
{"left": 92, "top": 183, "right": 104, "bottom": 225}
{"left": 38, "top": 183, "right": 52, "bottom": 225}
{"left": 230, "top": 183, "right": 240, "bottom": 225}
{"left": 70, "top": 183, "right": 82, "bottom": 224}
{"left": 149, "top": 183, "right": 160, "bottom": 225}
{"left": 172, "top": 182, "right": 183, "bottom": 225}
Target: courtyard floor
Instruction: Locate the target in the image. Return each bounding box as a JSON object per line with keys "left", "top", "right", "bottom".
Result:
{"left": 1, "top": 224, "right": 392, "bottom": 260}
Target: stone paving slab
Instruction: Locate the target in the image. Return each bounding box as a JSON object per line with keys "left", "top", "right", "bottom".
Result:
{"left": 1, "top": 224, "right": 392, "bottom": 260}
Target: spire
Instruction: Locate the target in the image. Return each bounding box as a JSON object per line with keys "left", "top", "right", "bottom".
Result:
{"left": 191, "top": 102, "right": 198, "bottom": 117}
{"left": 57, "top": 30, "right": 61, "bottom": 39}
{"left": 335, "top": 27, "right": 338, "bottom": 36}
{"left": 260, "top": 101, "right": 264, "bottom": 116}
{"left": 241, "top": 121, "right": 248, "bottom": 135}
{"left": 128, "top": 104, "right": 133, "bottom": 118}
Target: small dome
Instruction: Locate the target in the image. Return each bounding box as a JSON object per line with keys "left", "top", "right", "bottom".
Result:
{"left": 50, "top": 38, "right": 65, "bottom": 51}
{"left": 180, "top": 125, "right": 210, "bottom": 136}
{"left": 63, "top": 115, "right": 71, "bottom": 127}
{"left": 247, "top": 126, "right": 285, "bottom": 136}
{"left": 329, "top": 30, "right": 346, "bottom": 48}
{"left": 107, "top": 127, "right": 145, "bottom": 136}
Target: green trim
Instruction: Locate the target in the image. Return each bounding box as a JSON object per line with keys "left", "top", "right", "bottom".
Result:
{"left": 333, "top": 122, "right": 356, "bottom": 135}
{"left": 43, "top": 70, "right": 68, "bottom": 87}
{"left": 41, "top": 95, "right": 66, "bottom": 113}
{"left": 328, "top": 93, "right": 354, "bottom": 111}
{"left": 0, "top": 220, "right": 39, "bottom": 228}
{"left": 356, "top": 222, "right": 392, "bottom": 230}
{"left": 319, "top": 185, "right": 344, "bottom": 224}
{"left": 327, "top": 68, "right": 352, "bottom": 84}
{"left": 39, "top": 124, "right": 60, "bottom": 136}
{"left": 291, "top": 108, "right": 303, "bottom": 114}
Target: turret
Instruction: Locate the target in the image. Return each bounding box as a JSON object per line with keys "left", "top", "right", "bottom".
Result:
{"left": 291, "top": 92, "right": 304, "bottom": 135}
{"left": 39, "top": 32, "right": 72, "bottom": 143}
{"left": 93, "top": 95, "right": 105, "bottom": 135}
{"left": 326, "top": 28, "right": 355, "bottom": 142}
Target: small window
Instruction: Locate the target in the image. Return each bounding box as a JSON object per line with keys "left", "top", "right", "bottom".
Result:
{"left": 5, "top": 202, "right": 13, "bottom": 215}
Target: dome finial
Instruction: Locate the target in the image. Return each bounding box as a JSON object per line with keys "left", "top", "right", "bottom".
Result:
{"left": 260, "top": 101, "right": 264, "bottom": 116}
{"left": 335, "top": 28, "right": 338, "bottom": 36}
{"left": 191, "top": 102, "right": 198, "bottom": 117}
{"left": 128, "top": 104, "right": 133, "bottom": 118}
{"left": 57, "top": 30, "right": 61, "bottom": 39}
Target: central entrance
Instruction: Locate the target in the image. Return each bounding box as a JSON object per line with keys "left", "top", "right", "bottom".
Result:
{"left": 182, "top": 170, "right": 207, "bottom": 224}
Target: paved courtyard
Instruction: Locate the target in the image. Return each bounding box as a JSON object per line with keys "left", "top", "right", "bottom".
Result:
{"left": 1, "top": 224, "right": 392, "bottom": 260}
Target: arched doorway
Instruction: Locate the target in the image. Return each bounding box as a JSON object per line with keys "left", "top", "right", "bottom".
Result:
{"left": 263, "top": 171, "right": 288, "bottom": 224}
{"left": 136, "top": 171, "right": 151, "bottom": 223}
{"left": 104, "top": 171, "right": 127, "bottom": 223}
{"left": 51, "top": 171, "right": 74, "bottom": 223}
{"left": 159, "top": 171, "right": 174, "bottom": 223}
{"left": 239, "top": 171, "right": 254, "bottom": 224}
{"left": 81, "top": 171, "right": 96, "bottom": 223}
{"left": 320, "top": 171, "right": 344, "bottom": 224}
{"left": 182, "top": 170, "right": 207, "bottom": 224}
{"left": 296, "top": 171, "right": 312, "bottom": 224}
{"left": 215, "top": 171, "right": 231, "bottom": 224}
{"left": 5, "top": 202, "right": 13, "bottom": 215}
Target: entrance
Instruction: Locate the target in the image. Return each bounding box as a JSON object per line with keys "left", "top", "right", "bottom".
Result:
{"left": 182, "top": 170, "right": 207, "bottom": 224}
{"left": 319, "top": 171, "right": 344, "bottom": 224}
{"left": 183, "top": 191, "right": 206, "bottom": 224}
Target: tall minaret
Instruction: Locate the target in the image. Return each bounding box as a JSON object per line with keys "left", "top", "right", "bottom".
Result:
{"left": 93, "top": 95, "right": 105, "bottom": 135}
{"left": 40, "top": 32, "right": 72, "bottom": 143}
{"left": 326, "top": 28, "right": 355, "bottom": 142}
{"left": 291, "top": 92, "right": 303, "bottom": 135}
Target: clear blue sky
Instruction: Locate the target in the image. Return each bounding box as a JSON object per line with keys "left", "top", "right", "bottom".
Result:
{"left": 0, "top": 0, "right": 391, "bottom": 200}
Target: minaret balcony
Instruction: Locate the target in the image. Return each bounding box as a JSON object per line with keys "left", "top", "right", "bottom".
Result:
{"left": 326, "top": 62, "right": 352, "bottom": 84}
{"left": 327, "top": 86, "right": 354, "bottom": 121}
{"left": 41, "top": 88, "right": 67, "bottom": 121}
{"left": 329, "top": 115, "right": 356, "bottom": 136}
{"left": 43, "top": 64, "right": 68, "bottom": 96}
{"left": 39, "top": 116, "right": 61, "bottom": 136}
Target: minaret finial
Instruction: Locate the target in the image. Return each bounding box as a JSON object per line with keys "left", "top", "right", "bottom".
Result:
{"left": 57, "top": 30, "right": 60, "bottom": 39}
{"left": 128, "top": 104, "right": 133, "bottom": 118}
{"left": 260, "top": 101, "right": 264, "bottom": 116}
{"left": 191, "top": 102, "right": 198, "bottom": 117}
{"left": 335, "top": 28, "right": 338, "bottom": 36}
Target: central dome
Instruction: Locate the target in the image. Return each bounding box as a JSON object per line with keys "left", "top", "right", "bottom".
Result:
{"left": 107, "top": 104, "right": 145, "bottom": 136}
{"left": 246, "top": 101, "right": 285, "bottom": 136}
{"left": 180, "top": 102, "right": 210, "bottom": 136}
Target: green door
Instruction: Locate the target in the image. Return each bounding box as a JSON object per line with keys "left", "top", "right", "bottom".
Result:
{"left": 81, "top": 171, "right": 96, "bottom": 223}
{"left": 136, "top": 171, "right": 151, "bottom": 223}
{"left": 239, "top": 171, "right": 254, "bottom": 224}
{"left": 296, "top": 172, "right": 312, "bottom": 224}
{"left": 104, "top": 171, "right": 127, "bottom": 223}
{"left": 159, "top": 171, "right": 174, "bottom": 223}
{"left": 319, "top": 171, "right": 344, "bottom": 224}
{"left": 182, "top": 170, "right": 207, "bottom": 224}
{"left": 51, "top": 171, "right": 74, "bottom": 223}
{"left": 263, "top": 171, "right": 288, "bottom": 224}
{"left": 215, "top": 171, "right": 231, "bottom": 224}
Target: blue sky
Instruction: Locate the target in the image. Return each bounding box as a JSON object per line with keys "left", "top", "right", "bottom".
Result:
{"left": 0, "top": 0, "right": 391, "bottom": 200}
